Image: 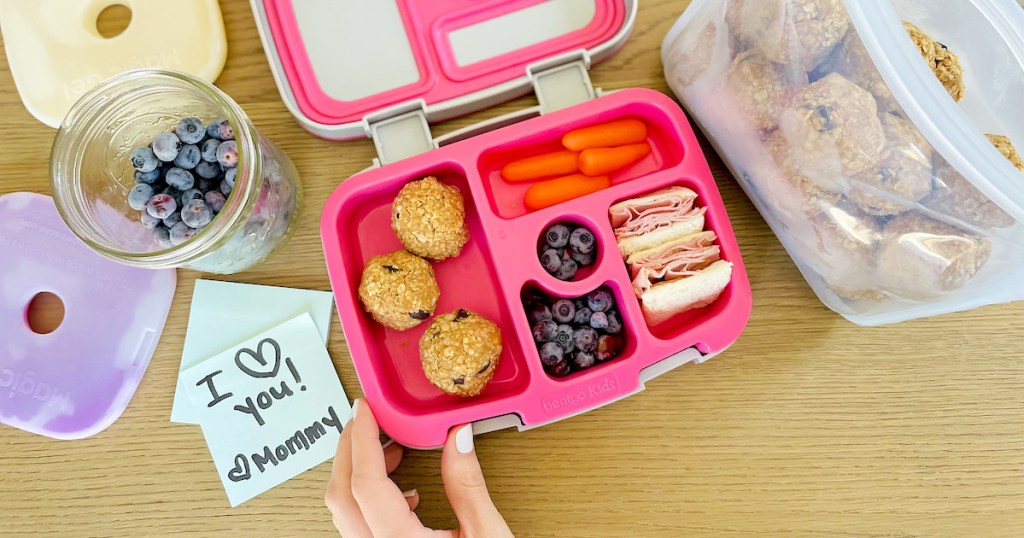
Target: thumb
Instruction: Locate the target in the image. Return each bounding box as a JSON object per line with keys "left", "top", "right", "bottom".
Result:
{"left": 441, "top": 425, "right": 512, "bottom": 538}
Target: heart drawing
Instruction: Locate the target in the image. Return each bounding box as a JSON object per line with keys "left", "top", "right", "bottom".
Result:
{"left": 235, "top": 338, "right": 282, "bottom": 379}
{"left": 228, "top": 454, "right": 251, "bottom": 482}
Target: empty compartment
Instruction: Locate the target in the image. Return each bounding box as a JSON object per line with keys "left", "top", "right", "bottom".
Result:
{"left": 520, "top": 282, "right": 637, "bottom": 381}
{"left": 606, "top": 178, "right": 742, "bottom": 342}
{"left": 477, "top": 100, "right": 687, "bottom": 219}
{"left": 326, "top": 162, "right": 531, "bottom": 416}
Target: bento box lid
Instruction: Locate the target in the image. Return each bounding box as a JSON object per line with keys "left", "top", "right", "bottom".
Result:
{"left": 250, "top": 0, "right": 637, "bottom": 145}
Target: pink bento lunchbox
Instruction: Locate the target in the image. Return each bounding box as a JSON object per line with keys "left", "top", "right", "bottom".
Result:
{"left": 252, "top": 0, "right": 752, "bottom": 448}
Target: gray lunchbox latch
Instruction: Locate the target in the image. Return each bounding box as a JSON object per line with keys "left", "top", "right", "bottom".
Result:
{"left": 364, "top": 99, "right": 436, "bottom": 167}
{"left": 528, "top": 50, "right": 597, "bottom": 114}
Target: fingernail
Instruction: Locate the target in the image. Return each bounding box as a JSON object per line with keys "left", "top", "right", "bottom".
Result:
{"left": 352, "top": 399, "right": 360, "bottom": 420}
{"left": 455, "top": 424, "right": 474, "bottom": 454}
{"left": 382, "top": 439, "right": 395, "bottom": 450}
{"left": 402, "top": 489, "right": 417, "bottom": 498}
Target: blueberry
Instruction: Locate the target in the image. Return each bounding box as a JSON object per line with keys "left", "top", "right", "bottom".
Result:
{"left": 574, "top": 327, "right": 599, "bottom": 353}
{"left": 526, "top": 303, "right": 552, "bottom": 324}
{"left": 224, "top": 167, "right": 237, "bottom": 188}
{"left": 145, "top": 194, "right": 176, "bottom": 219}
{"left": 169, "top": 221, "right": 197, "bottom": 246}
{"left": 573, "top": 307, "right": 593, "bottom": 325}
{"left": 220, "top": 178, "right": 233, "bottom": 195}
{"left": 548, "top": 360, "right": 571, "bottom": 377}
{"left": 173, "top": 144, "right": 201, "bottom": 169}
{"left": 569, "top": 227, "right": 595, "bottom": 255}
{"left": 554, "top": 258, "right": 578, "bottom": 281}
{"left": 197, "top": 178, "right": 213, "bottom": 192}
{"left": 135, "top": 168, "right": 161, "bottom": 184}
{"left": 194, "top": 160, "right": 220, "bottom": 179}
{"left": 554, "top": 324, "right": 575, "bottom": 353}
{"left": 140, "top": 211, "right": 161, "bottom": 230}
{"left": 165, "top": 168, "right": 195, "bottom": 191}
{"left": 200, "top": 138, "right": 220, "bottom": 162}
{"left": 572, "top": 351, "right": 596, "bottom": 370}
{"left": 551, "top": 299, "right": 576, "bottom": 323}
{"left": 605, "top": 310, "right": 623, "bottom": 335}
{"left": 130, "top": 147, "right": 159, "bottom": 172}
{"left": 207, "top": 118, "right": 234, "bottom": 141}
{"left": 587, "top": 289, "right": 614, "bottom": 312}
{"left": 181, "top": 199, "right": 214, "bottom": 229}
{"left": 162, "top": 211, "right": 182, "bottom": 229}
{"left": 216, "top": 140, "right": 238, "bottom": 167}
{"left": 596, "top": 335, "right": 623, "bottom": 361}
{"left": 544, "top": 223, "right": 570, "bottom": 248}
{"left": 532, "top": 319, "right": 557, "bottom": 343}
{"left": 153, "top": 225, "right": 173, "bottom": 248}
{"left": 574, "top": 297, "right": 588, "bottom": 311}
{"left": 175, "top": 117, "right": 206, "bottom": 144}
{"left": 152, "top": 132, "right": 182, "bottom": 162}
{"left": 204, "top": 190, "right": 226, "bottom": 213}
{"left": 162, "top": 187, "right": 184, "bottom": 206}
{"left": 539, "top": 248, "right": 562, "bottom": 274}
{"left": 128, "top": 184, "right": 154, "bottom": 211}
{"left": 181, "top": 188, "right": 204, "bottom": 203}
{"left": 589, "top": 311, "right": 608, "bottom": 330}
{"left": 571, "top": 249, "right": 594, "bottom": 266}
{"left": 538, "top": 342, "right": 564, "bottom": 367}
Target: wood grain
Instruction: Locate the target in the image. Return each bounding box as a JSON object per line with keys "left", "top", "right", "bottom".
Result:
{"left": 2, "top": 1, "right": 1024, "bottom": 536}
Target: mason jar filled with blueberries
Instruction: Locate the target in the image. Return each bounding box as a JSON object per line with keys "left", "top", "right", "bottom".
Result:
{"left": 50, "top": 69, "right": 301, "bottom": 274}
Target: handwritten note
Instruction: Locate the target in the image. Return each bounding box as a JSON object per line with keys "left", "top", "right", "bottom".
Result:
{"left": 171, "top": 280, "right": 335, "bottom": 424}
{"left": 181, "top": 313, "right": 351, "bottom": 506}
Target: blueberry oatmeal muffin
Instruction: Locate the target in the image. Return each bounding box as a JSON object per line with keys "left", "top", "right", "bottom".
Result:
{"left": 420, "top": 309, "right": 502, "bottom": 397}
{"left": 728, "top": 0, "right": 849, "bottom": 71}
{"left": 876, "top": 212, "right": 991, "bottom": 300}
{"left": 392, "top": 176, "right": 469, "bottom": 261}
{"left": 904, "top": 22, "right": 964, "bottom": 102}
{"left": 358, "top": 250, "right": 440, "bottom": 331}
{"left": 925, "top": 135, "right": 1022, "bottom": 229}
{"left": 847, "top": 113, "right": 934, "bottom": 216}
{"left": 778, "top": 73, "right": 885, "bottom": 176}
{"left": 725, "top": 50, "right": 800, "bottom": 132}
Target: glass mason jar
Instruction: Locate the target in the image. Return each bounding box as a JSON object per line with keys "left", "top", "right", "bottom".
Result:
{"left": 51, "top": 69, "right": 302, "bottom": 274}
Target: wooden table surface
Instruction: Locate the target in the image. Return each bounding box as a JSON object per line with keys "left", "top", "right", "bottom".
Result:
{"left": 3, "top": 1, "right": 1024, "bottom": 536}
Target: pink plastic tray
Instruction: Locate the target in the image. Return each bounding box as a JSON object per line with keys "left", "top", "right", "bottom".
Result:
{"left": 321, "top": 88, "right": 751, "bottom": 448}
{"left": 261, "top": 0, "right": 627, "bottom": 129}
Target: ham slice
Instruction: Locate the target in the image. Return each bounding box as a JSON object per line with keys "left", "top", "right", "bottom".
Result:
{"left": 627, "top": 231, "right": 722, "bottom": 295}
{"left": 609, "top": 186, "right": 706, "bottom": 240}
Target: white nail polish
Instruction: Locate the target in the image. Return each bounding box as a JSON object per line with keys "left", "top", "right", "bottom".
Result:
{"left": 351, "top": 399, "right": 360, "bottom": 420}
{"left": 455, "top": 424, "right": 474, "bottom": 454}
{"left": 402, "top": 489, "right": 417, "bottom": 498}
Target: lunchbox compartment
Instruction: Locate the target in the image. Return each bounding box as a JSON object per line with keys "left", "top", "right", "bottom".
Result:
{"left": 323, "top": 161, "right": 533, "bottom": 414}
{"left": 534, "top": 217, "right": 603, "bottom": 283}
{"left": 476, "top": 102, "right": 686, "bottom": 219}
{"left": 606, "top": 179, "right": 742, "bottom": 342}
{"left": 518, "top": 281, "right": 638, "bottom": 381}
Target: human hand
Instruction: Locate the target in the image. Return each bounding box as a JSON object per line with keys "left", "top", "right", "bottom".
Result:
{"left": 325, "top": 399, "right": 514, "bottom": 537}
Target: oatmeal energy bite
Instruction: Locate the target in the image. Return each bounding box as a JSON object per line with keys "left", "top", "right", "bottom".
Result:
{"left": 358, "top": 250, "right": 440, "bottom": 331}
{"left": 420, "top": 309, "right": 502, "bottom": 398}
{"left": 392, "top": 176, "right": 469, "bottom": 261}
{"left": 728, "top": 0, "right": 849, "bottom": 70}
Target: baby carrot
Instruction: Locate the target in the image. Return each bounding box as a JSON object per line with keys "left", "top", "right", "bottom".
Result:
{"left": 524, "top": 174, "right": 611, "bottom": 211}
{"left": 578, "top": 142, "right": 651, "bottom": 176}
{"left": 501, "top": 150, "right": 579, "bottom": 182}
{"left": 562, "top": 118, "right": 647, "bottom": 151}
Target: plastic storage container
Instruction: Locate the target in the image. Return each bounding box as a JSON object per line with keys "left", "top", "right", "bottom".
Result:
{"left": 253, "top": 0, "right": 752, "bottom": 448}
{"left": 661, "top": 0, "right": 1024, "bottom": 325}
{"left": 51, "top": 69, "right": 302, "bottom": 274}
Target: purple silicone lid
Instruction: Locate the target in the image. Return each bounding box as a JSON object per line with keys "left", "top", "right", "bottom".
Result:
{"left": 0, "top": 192, "right": 176, "bottom": 439}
